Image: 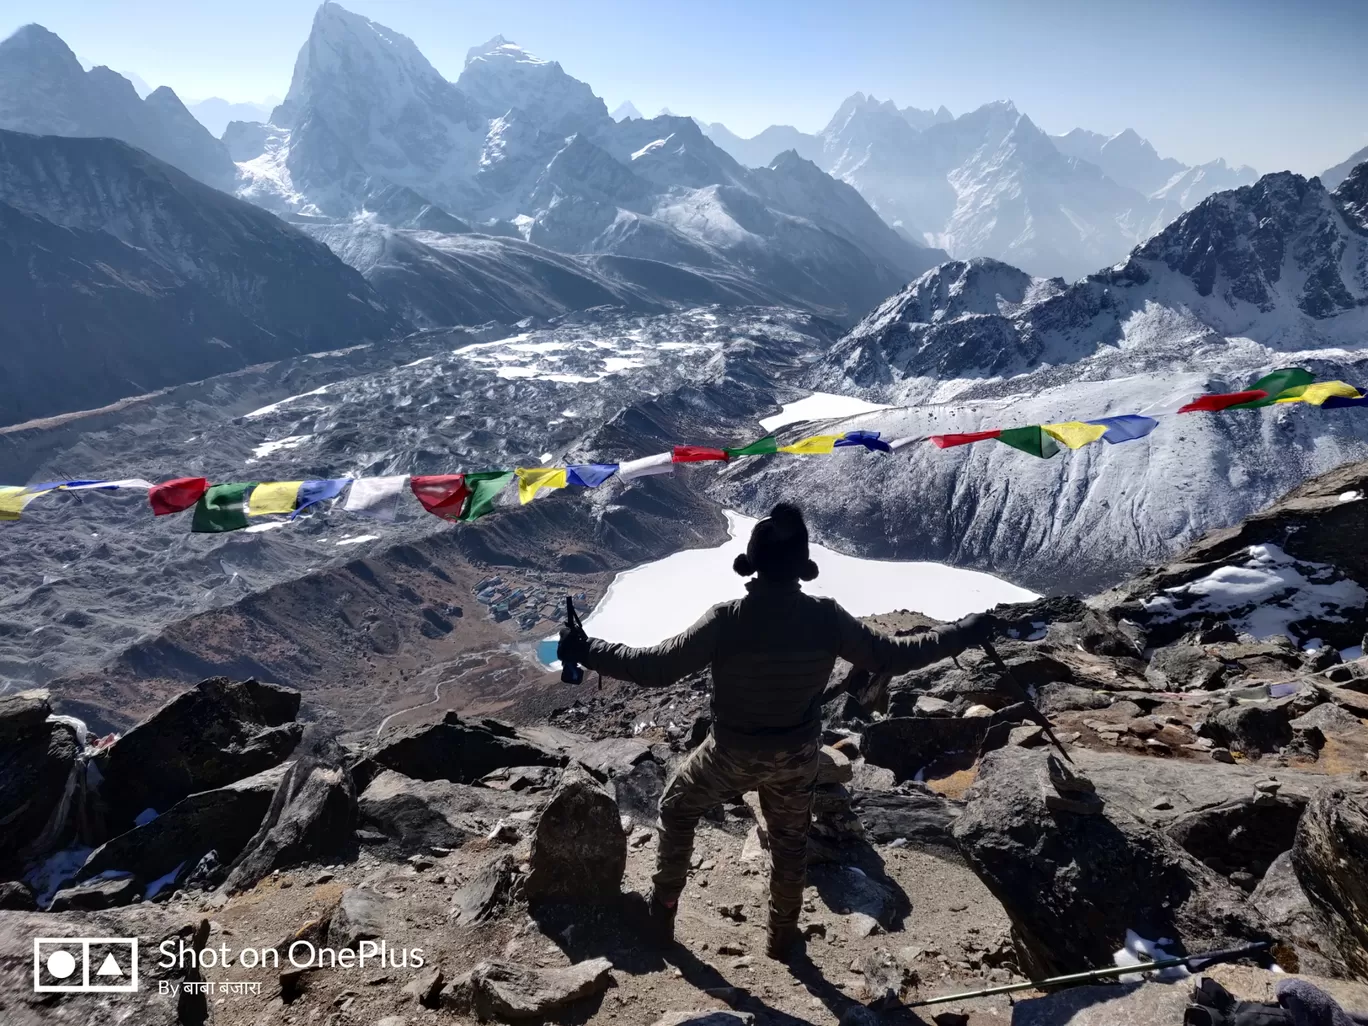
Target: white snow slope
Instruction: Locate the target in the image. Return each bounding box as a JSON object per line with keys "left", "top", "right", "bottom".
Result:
{"left": 719, "top": 165, "right": 1368, "bottom": 594}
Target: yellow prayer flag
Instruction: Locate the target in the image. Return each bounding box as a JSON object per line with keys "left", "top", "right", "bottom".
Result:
{"left": 0, "top": 485, "right": 54, "bottom": 521}
{"left": 0, "top": 486, "right": 26, "bottom": 522}
{"left": 249, "top": 481, "right": 304, "bottom": 516}
{"left": 778, "top": 434, "right": 841, "bottom": 455}
{"left": 516, "top": 467, "right": 567, "bottom": 504}
{"left": 1042, "top": 422, "right": 1108, "bottom": 450}
{"left": 1274, "top": 381, "right": 1362, "bottom": 405}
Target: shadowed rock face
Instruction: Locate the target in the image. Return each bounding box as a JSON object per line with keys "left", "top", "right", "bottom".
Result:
{"left": 363, "top": 713, "right": 566, "bottom": 786}
{"left": 952, "top": 746, "right": 1268, "bottom": 977}
{"left": 1292, "top": 785, "right": 1368, "bottom": 978}
{"left": 0, "top": 693, "right": 79, "bottom": 870}
{"left": 96, "top": 677, "right": 302, "bottom": 833}
{"left": 0, "top": 129, "right": 408, "bottom": 426}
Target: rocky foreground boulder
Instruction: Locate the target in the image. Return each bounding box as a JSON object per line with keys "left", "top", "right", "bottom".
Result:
{"left": 952, "top": 746, "right": 1268, "bottom": 977}
{"left": 74, "top": 764, "right": 287, "bottom": 898}
{"left": 358, "top": 712, "right": 567, "bottom": 788}
{"left": 524, "top": 778, "right": 627, "bottom": 904}
{"left": 96, "top": 677, "right": 302, "bottom": 833}
{"left": 0, "top": 692, "right": 80, "bottom": 870}
{"left": 1293, "top": 785, "right": 1368, "bottom": 978}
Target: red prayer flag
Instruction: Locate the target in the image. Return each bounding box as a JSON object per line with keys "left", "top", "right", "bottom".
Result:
{"left": 672, "top": 446, "right": 730, "bottom": 463}
{"left": 1177, "top": 389, "right": 1268, "bottom": 413}
{"left": 148, "top": 477, "right": 209, "bottom": 515}
{"left": 410, "top": 474, "right": 469, "bottom": 521}
{"left": 930, "top": 430, "right": 1002, "bottom": 448}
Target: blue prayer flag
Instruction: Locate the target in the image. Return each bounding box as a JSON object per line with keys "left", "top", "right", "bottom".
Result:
{"left": 292, "top": 478, "right": 352, "bottom": 517}
{"left": 1321, "top": 394, "right": 1368, "bottom": 409}
{"left": 834, "top": 431, "right": 892, "bottom": 453}
{"left": 1084, "top": 415, "right": 1160, "bottom": 444}
{"left": 566, "top": 464, "right": 618, "bottom": 488}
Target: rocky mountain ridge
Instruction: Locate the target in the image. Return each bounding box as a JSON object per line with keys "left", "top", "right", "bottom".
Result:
{"left": 0, "top": 129, "right": 407, "bottom": 426}
{"left": 0, "top": 24, "right": 236, "bottom": 190}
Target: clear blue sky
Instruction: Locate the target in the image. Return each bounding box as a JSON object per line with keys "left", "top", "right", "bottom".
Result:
{"left": 5, "top": 0, "right": 1365, "bottom": 174}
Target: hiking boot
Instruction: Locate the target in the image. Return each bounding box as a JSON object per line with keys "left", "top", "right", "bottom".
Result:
{"left": 765, "top": 921, "right": 802, "bottom": 961}
{"left": 646, "top": 890, "right": 677, "bottom": 947}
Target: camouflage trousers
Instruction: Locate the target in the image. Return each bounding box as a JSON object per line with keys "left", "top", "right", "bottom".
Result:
{"left": 653, "top": 733, "right": 819, "bottom": 929}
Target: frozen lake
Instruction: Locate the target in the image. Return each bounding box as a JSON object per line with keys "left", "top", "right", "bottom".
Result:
{"left": 543, "top": 511, "right": 1036, "bottom": 658}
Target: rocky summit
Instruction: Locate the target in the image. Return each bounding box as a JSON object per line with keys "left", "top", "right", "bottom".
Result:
{"left": 3, "top": 461, "right": 1368, "bottom": 1026}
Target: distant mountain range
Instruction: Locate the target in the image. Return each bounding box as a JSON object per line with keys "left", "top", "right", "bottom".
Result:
{"left": 0, "top": 25, "right": 236, "bottom": 190}
{"left": 222, "top": 5, "right": 944, "bottom": 321}
{"left": 700, "top": 94, "right": 1263, "bottom": 280}
{"left": 186, "top": 97, "right": 276, "bottom": 137}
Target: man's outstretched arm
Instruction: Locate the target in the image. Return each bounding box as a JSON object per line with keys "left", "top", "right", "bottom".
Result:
{"left": 835, "top": 605, "right": 997, "bottom": 676}
{"left": 564, "top": 606, "right": 723, "bottom": 689}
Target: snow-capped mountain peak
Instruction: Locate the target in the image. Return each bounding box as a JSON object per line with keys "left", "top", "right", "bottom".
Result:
{"left": 274, "top": 2, "right": 464, "bottom": 130}
{"left": 464, "top": 36, "right": 549, "bottom": 68}
{"left": 610, "top": 100, "right": 642, "bottom": 122}
{"left": 456, "top": 31, "right": 607, "bottom": 134}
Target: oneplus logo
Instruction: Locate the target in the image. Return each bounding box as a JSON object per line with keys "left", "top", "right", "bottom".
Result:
{"left": 33, "top": 937, "right": 139, "bottom": 993}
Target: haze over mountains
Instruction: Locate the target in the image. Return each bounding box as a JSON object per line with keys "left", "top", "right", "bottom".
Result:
{"left": 700, "top": 94, "right": 1263, "bottom": 280}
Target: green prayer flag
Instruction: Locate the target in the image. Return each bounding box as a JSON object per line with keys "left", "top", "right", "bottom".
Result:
{"left": 996, "top": 426, "right": 1060, "bottom": 459}
{"left": 725, "top": 436, "right": 779, "bottom": 459}
{"left": 192, "top": 482, "right": 257, "bottom": 533}
{"left": 459, "top": 471, "right": 515, "bottom": 521}
{"left": 1230, "top": 368, "right": 1317, "bottom": 408}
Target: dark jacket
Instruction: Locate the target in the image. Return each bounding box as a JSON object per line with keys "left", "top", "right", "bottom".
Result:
{"left": 582, "top": 578, "right": 974, "bottom": 750}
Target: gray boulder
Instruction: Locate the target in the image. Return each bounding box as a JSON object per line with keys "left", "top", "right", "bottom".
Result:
{"left": 1197, "top": 704, "right": 1293, "bottom": 756}
{"left": 362, "top": 713, "right": 565, "bottom": 787}
{"left": 1011, "top": 981, "right": 1190, "bottom": 1026}
{"left": 863, "top": 707, "right": 1029, "bottom": 780}
{"left": 573, "top": 737, "right": 665, "bottom": 824}
{"left": 524, "top": 779, "right": 625, "bottom": 904}
{"left": 441, "top": 957, "right": 613, "bottom": 1020}
{"left": 952, "top": 746, "right": 1267, "bottom": 977}
{"left": 1147, "top": 644, "right": 1228, "bottom": 690}
{"left": 1291, "top": 703, "right": 1364, "bottom": 735}
{"left": 0, "top": 881, "right": 36, "bottom": 910}
{"left": 357, "top": 770, "right": 537, "bottom": 849}
{"left": 850, "top": 788, "right": 960, "bottom": 855}
{"left": 76, "top": 764, "right": 286, "bottom": 889}
{"left": 50, "top": 874, "right": 140, "bottom": 911}
{"left": 1036, "top": 683, "right": 1111, "bottom": 715}
{"left": 328, "top": 887, "right": 390, "bottom": 950}
{"left": 1292, "top": 785, "right": 1368, "bottom": 978}
{"left": 97, "top": 677, "right": 301, "bottom": 833}
{"left": 1165, "top": 794, "right": 1307, "bottom": 883}
{"left": 0, "top": 694, "right": 80, "bottom": 867}
{"left": 0, "top": 691, "right": 53, "bottom": 743}
{"left": 1251, "top": 851, "right": 1348, "bottom": 977}
{"left": 452, "top": 853, "right": 522, "bottom": 926}
{"left": 222, "top": 756, "right": 356, "bottom": 894}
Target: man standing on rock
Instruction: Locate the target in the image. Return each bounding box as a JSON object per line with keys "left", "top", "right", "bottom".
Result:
{"left": 558, "top": 502, "right": 999, "bottom": 959}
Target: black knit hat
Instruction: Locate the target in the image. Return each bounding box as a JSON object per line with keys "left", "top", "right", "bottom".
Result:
{"left": 733, "top": 502, "right": 819, "bottom": 581}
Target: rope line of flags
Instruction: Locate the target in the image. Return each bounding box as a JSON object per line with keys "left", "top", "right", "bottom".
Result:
{"left": 2, "top": 368, "right": 1364, "bottom": 534}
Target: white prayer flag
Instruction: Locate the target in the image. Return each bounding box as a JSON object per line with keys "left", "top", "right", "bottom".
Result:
{"left": 343, "top": 475, "right": 409, "bottom": 521}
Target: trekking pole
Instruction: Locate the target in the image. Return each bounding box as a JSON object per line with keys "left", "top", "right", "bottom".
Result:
{"left": 560, "top": 597, "right": 585, "bottom": 685}
{"left": 980, "top": 639, "right": 1073, "bottom": 764}
{"left": 905, "top": 940, "right": 1274, "bottom": 1008}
